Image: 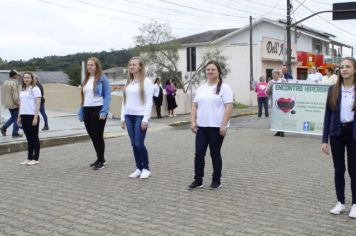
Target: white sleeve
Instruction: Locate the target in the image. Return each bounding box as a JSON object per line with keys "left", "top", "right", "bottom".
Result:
{"left": 33, "top": 87, "right": 42, "bottom": 97}
{"left": 221, "top": 84, "right": 233, "bottom": 104}
{"left": 120, "top": 100, "right": 125, "bottom": 121}
{"left": 143, "top": 79, "right": 154, "bottom": 123}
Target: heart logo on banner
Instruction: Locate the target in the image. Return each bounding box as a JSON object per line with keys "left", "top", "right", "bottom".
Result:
{"left": 276, "top": 97, "right": 295, "bottom": 113}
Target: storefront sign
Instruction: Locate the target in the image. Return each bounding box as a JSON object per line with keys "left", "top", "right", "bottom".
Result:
{"left": 261, "top": 37, "right": 296, "bottom": 61}
{"left": 270, "top": 82, "right": 329, "bottom": 135}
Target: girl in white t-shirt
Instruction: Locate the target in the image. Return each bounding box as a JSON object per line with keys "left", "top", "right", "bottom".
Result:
{"left": 17, "top": 72, "right": 42, "bottom": 165}
{"left": 120, "top": 57, "right": 154, "bottom": 179}
{"left": 188, "top": 60, "right": 233, "bottom": 190}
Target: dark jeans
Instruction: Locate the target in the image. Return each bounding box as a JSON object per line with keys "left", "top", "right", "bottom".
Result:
{"left": 40, "top": 103, "right": 49, "bottom": 127}
{"left": 194, "top": 127, "right": 224, "bottom": 183}
{"left": 3, "top": 108, "right": 20, "bottom": 135}
{"left": 83, "top": 106, "right": 107, "bottom": 163}
{"left": 257, "top": 97, "right": 269, "bottom": 117}
{"left": 125, "top": 115, "right": 149, "bottom": 170}
{"left": 330, "top": 123, "right": 356, "bottom": 204}
{"left": 21, "top": 115, "right": 40, "bottom": 160}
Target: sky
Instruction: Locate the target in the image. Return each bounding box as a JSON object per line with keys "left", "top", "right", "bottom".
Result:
{"left": 1, "top": 0, "right": 356, "bottom": 61}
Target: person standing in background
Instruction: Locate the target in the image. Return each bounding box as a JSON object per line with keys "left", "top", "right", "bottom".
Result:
{"left": 307, "top": 67, "right": 323, "bottom": 83}
{"left": 282, "top": 65, "right": 293, "bottom": 80}
{"left": 34, "top": 75, "right": 49, "bottom": 130}
{"left": 322, "top": 67, "right": 338, "bottom": 85}
{"left": 0, "top": 70, "right": 23, "bottom": 138}
{"left": 165, "top": 80, "right": 177, "bottom": 117}
{"left": 153, "top": 77, "right": 163, "bottom": 119}
{"left": 255, "top": 76, "right": 269, "bottom": 118}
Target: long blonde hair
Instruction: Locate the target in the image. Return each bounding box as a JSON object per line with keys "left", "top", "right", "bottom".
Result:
{"left": 124, "top": 57, "right": 145, "bottom": 104}
{"left": 81, "top": 57, "right": 103, "bottom": 105}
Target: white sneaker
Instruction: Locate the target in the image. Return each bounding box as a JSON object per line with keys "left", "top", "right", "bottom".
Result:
{"left": 349, "top": 204, "right": 356, "bottom": 218}
{"left": 330, "top": 202, "right": 346, "bottom": 215}
{"left": 140, "top": 169, "right": 151, "bottom": 179}
{"left": 20, "top": 160, "right": 30, "bottom": 165}
{"left": 129, "top": 169, "right": 142, "bottom": 178}
{"left": 27, "top": 160, "right": 39, "bottom": 165}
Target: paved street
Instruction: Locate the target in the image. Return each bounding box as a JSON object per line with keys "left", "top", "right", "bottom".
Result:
{"left": 0, "top": 115, "right": 355, "bottom": 235}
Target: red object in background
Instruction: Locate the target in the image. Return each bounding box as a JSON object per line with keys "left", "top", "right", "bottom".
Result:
{"left": 315, "top": 54, "right": 324, "bottom": 67}
{"left": 297, "top": 51, "right": 308, "bottom": 66}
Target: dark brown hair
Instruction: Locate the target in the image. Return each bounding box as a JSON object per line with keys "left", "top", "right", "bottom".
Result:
{"left": 329, "top": 57, "right": 356, "bottom": 111}
{"left": 22, "top": 72, "right": 36, "bottom": 90}
{"left": 81, "top": 57, "right": 103, "bottom": 105}
{"left": 205, "top": 60, "right": 223, "bottom": 95}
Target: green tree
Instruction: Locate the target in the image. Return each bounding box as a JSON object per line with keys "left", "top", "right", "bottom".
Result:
{"left": 66, "top": 64, "right": 81, "bottom": 86}
{"left": 135, "top": 21, "right": 229, "bottom": 93}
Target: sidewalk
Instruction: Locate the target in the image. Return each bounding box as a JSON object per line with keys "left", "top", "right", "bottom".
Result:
{"left": 0, "top": 107, "right": 257, "bottom": 155}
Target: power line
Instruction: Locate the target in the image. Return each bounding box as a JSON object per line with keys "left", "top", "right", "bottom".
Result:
{"left": 294, "top": 0, "right": 356, "bottom": 38}
{"left": 153, "top": 0, "right": 249, "bottom": 18}
{"left": 261, "top": 0, "right": 284, "bottom": 17}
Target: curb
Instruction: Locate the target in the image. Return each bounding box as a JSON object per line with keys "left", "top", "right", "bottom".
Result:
{"left": 168, "top": 111, "right": 257, "bottom": 127}
{"left": 0, "top": 134, "right": 90, "bottom": 156}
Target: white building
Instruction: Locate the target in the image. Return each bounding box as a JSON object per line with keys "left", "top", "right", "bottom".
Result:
{"left": 174, "top": 18, "right": 353, "bottom": 105}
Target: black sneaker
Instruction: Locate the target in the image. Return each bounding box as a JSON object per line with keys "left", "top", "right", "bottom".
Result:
{"left": 12, "top": 133, "right": 23, "bottom": 138}
{"left": 188, "top": 180, "right": 203, "bottom": 190}
{"left": 90, "top": 160, "right": 99, "bottom": 167}
{"left": 280, "top": 132, "right": 285, "bottom": 137}
{"left": 274, "top": 131, "right": 281, "bottom": 136}
{"left": 93, "top": 162, "right": 105, "bottom": 170}
{"left": 42, "top": 126, "right": 49, "bottom": 131}
{"left": 0, "top": 127, "right": 6, "bottom": 136}
{"left": 209, "top": 182, "right": 222, "bottom": 190}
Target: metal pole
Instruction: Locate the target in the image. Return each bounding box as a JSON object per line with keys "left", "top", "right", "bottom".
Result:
{"left": 189, "top": 48, "right": 193, "bottom": 108}
{"left": 286, "top": 0, "right": 292, "bottom": 73}
{"left": 249, "top": 16, "right": 253, "bottom": 91}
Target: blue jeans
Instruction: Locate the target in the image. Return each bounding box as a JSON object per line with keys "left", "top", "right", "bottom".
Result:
{"left": 40, "top": 103, "right": 49, "bottom": 127}
{"left": 257, "top": 97, "right": 269, "bottom": 117}
{"left": 125, "top": 115, "right": 149, "bottom": 170}
{"left": 3, "top": 108, "right": 20, "bottom": 135}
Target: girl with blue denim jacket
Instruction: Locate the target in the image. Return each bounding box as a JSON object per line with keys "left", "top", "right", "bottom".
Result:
{"left": 322, "top": 57, "right": 356, "bottom": 218}
{"left": 79, "top": 57, "right": 111, "bottom": 170}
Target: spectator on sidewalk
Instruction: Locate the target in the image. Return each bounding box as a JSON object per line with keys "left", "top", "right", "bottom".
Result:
{"left": 153, "top": 77, "right": 163, "bottom": 119}
{"left": 255, "top": 75, "right": 269, "bottom": 118}
{"left": 322, "top": 57, "right": 356, "bottom": 218}
{"left": 165, "top": 79, "right": 177, "bottom": 117}
{"left": 282, "top": 64, "right": 293, "bottom": 80}
{"left": 307, "top": 67, "right": 323, "bottom": 83}
{"left": 34, "top": 75, "right": 49, "bottom": 130}
{"left": 18, "top": 72, "right": 41, "bottom": 165}
{"left": 0, "top": 70, "right": 23, "bottom": 138}
{"left": 120, "top": 57, "right": 154, "bottom": 179}
{"left": 322, "top": 67, "right": 338, "bottom": 85}
{"left": 188, "top": 60, "right": 233, "bottom": 190}
{"left": 266, "top": 70, "right": 287, "bottom": 137}
{"left": 78, "top": 57, "right": 111, "bottom": 170}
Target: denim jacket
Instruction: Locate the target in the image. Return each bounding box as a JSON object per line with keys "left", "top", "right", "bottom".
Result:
{"left": 322, "top": 85, "right": 356, "bottom": 143}
{"left": 78, "top": 75, "right": 111, "bottom": 120}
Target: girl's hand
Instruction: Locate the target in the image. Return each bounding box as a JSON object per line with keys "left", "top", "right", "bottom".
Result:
{"left": 141, "top": 121, "right": 148, "bottom": 131}
{"left": 120, "top": 121, "right": 126, "bottom": 129}
{"left": 220, "top": 126, "right": 227, "bottom": 137}
{"left": 32, "top": 116, "right": 38, "bottom": 126}
{"left": 322, "top": 143, "right": 330, "bottom": 155}
{"left": 191, "top": 122, "right": 198, "bottom": 133}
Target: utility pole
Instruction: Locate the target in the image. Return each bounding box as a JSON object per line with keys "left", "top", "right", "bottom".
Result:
{"left": 249, "top": 16, "right": 253, "bottom": 91}
{"left": 286, "top": 0, "right": 292, "bottom": 73}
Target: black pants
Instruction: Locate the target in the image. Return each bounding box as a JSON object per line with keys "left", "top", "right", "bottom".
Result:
{"left": 330, "top": 123, "right": 356, "bottom": 204}
{"left": 21, "top": 115, "right": 40, "bottom": 161}
{"left": 153, "top": 97, "right": 162, "bottom": 118}
{"left": 83, "top": 106, "right": 107, "bottom": 163}
{"left": 194, "top": 127, "right": 224, "bottom": 183}
{"left": 257, "top": 97, "right": 269, "bottom": 117}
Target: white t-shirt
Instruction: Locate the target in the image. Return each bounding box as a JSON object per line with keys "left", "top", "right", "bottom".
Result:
{"left": 307, "top": 72, "right": 323, "bottom": 83}
{"left": 153, "top": 83, "right": 161, "bottom": 97}
{"left": 83, "top": 76, "right": 104, "bottom": 107}
{"left": 194, "top": 82, "right": 233, "bottom": 127}
{"left": 121, "top": 78, "right": 154, "bottom": 123}
{"left": 340, "top": 85, "right": 355, "bottom": 123}
{"left": 19, "top": 86, "right": 42, "bottom": 115}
